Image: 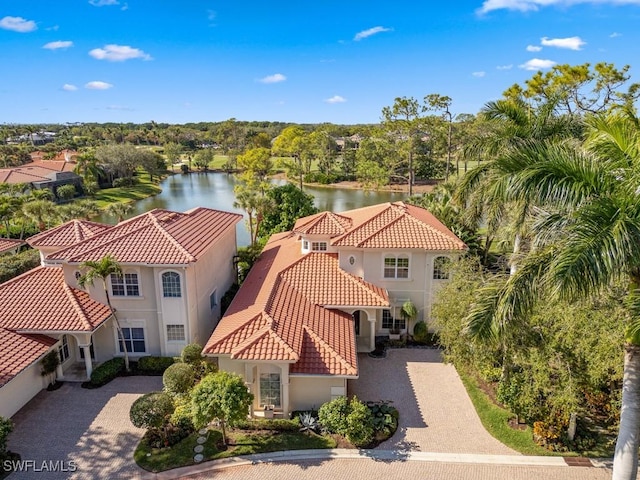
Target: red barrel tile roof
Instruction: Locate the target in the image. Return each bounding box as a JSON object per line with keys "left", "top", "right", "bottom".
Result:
{"left": 0, "top": 238, "right": 25, "bottom": 255}
{"left": 0, "top": 330, "right": 57, "bottom": 387}
{"left": 0, "top": 266, "right": 112, "bottom": 332}
{"left": 27, "top": 219, "right": 112, "bottom": 249}
{"left": 46, "top": 207, "right": 242, "bottom": 265}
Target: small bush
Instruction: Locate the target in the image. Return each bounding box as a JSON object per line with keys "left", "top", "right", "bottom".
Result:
{"left": 346, "top": 397, "right": 375, "bottom": 447}
{"left": 130, "top": 391, "right": 175, "bottom": 430}
{"left": 413, "top": 321, "right": 428, "bottom": 344}
{"left": 56, "top": 184, "right": 77, "bottom": 201}
{"left": 163, "top": 362, "right": 195, "bottom": 395}
{"left": 137, "top": 356, "right": 174, "bottom": 375}
{"left": 181, "top": 344, "right": 203, "bottom": 365}
{"left": 90, "top": 357, "right": 125, "bottom": 386}
{"left": 170, "top": 396, "right": 195, "bottom": 433}
{"left": 233, "top": 418, "right": 300, "bottom": 432}
{"left": 0, "top": 416, "right": 13, "bottom": 459}
{"left": 112, "top": 177, "right": 140, "bottom": 187}
{"left": 318, "top": 396, "right": 350, "bottom": 435}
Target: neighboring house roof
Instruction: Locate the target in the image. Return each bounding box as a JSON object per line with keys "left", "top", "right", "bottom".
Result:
{"left": 204, "top": 233, "right": 361, "bottom": 376}
{"left": 46, "top": 207, "right": 243, "bottom": 265}
{"left": 27, "top": 219, "right": 112, "bottom": 250}
{"left": 0, "top": 160, "right": 77, "bottom": 185}
{"left": 0, "top": 238, "right": 25, "bottom": 255}
{"left": 331, "top": 202, "right": 467, "bottom": 251}
{"left": 0, "top": 329, "right": 57, "bottom": 387}
{"left": 0, "top": 266, "right": 112, "bottom": 332}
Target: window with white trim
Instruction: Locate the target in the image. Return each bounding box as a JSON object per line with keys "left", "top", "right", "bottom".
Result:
{"left": 58, "top": 334, "right": 70, "bottom": 363}
{"left": 118, "top": 327, "right": 146, "bottom": 353}
{"left": 433, "top": 256, "right": 451, "bottom": 280}
{"left": 259, "top": 373, "right": 281, "bottom": 408}
{"left": 162, "top": 271, "right": 181, "bottom": 297}
{"left": 111, "top": 272, "right": 140, "bottom": 297}
{"left": 166, "top": 324, "right": 185, "bottom": 342}
{"left": 383, "top": 255, "right": 409, "bottom": 279}
{"left": 311, "top": 241, "right": 327, "bottom": 251}
{"left": 302, "top": 240, "right": 309, "bottom": 250}
{"left": 382, "top": 309, "right": 405, "bottom": 330}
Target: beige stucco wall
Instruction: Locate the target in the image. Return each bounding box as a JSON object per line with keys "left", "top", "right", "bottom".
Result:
{"left": 289, "top": 377, "right": 347, "bottom": 412}
{"left": 0, "top": 354, "right": 49, "bottom": 418}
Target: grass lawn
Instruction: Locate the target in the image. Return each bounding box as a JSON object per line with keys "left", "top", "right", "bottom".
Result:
{"left": 458, "top": 370, "right": 562, "bottom": 456}
{"left": 91, "top": 173, "right": 162, "bottom": 209}
{"left": 135, "top": 428, "right": 337, "bottom": 473}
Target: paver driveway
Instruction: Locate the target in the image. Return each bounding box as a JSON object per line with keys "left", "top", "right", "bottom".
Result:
{"left": 7, "top": 376, "right": 162, "bottom": 480}
{"left": 349, "top": 348, "right": 517, "bottom": 454}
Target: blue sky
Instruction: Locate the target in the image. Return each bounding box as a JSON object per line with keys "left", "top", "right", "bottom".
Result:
{"left": 1, "top": 0, "right": 639, "bottom": 125}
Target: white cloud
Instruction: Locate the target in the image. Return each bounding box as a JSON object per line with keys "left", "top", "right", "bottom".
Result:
{"left": 46, "top": 25, "right": 59, "bottom": 31}
{"left": 325, "top": 95, "right": 347, "bottom": 104}
{"left": 43, "top": 40, "right": 73, "bottom": 50}
{"left": 526, "top": 45, "right": 542, "bottom": 52}
{"left": 207, "top": 10, "right": 216, "bottom": 21}
{"left": 89, "top": 0, "right": 119, "bottom": 6}
{"left": 62, "top": 84, "right": 78, "bottom": 91}
{"left": 121, "top": 3, "right": 129, "bottom": 10}
{"left": 520, "top": 58, "right": 557, "bottom": 70}
{"left": 354, "top": 26, "right": 392, "bottom": 41}
{"left": 472, "top": 71, "right": 486, "bottom": 77}
{"left": 89, "top": 44, "right": 152, "bottom": 61}
{"left": 497, "top": 64, "right": 513, "bottom": 70}
{"left": 258, "top": 73, "right": 286, "bottom": 84}
{"left": 478, "top": 0, "right": 640, "bottom": 14}
{"left": 541, "top": 36, "right": 585, "bottom": 50}
{"left": 610, "top": 32, "right": 622, "bottom": 37}
{"left": 85, "top": 81, "right": 113, "bottom": 90}
{"left": 0, "top": 16, "right": 37, "bottom": 32}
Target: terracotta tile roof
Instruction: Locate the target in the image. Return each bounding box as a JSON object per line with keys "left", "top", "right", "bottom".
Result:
{"left": 293, "top": 211, "right": 353, "bottom": 236}
{"left": 333, "top": 202, "right": 467, "bottom": 251}
{"left": 0, "top": 329, "right": 57, "bottom": 387}
{"left": 46, "top": 207, "right": 242, "bottom": 265}
{"left": 0, "top": 160, "right": 77, "bottom": 184}
{"left": 27, "top": 220, "right": 112, "bottom": 249}
{"left": 0, "top": 238, "right": 25, "bottom": 255}
{"left": 0, "top": 266, "right": 112, "bottom": 332}
{"left": 280, "top": 253, "right": 388, "bottom": 307}
{"left": 204, "top": 234, "right": 359, "bottom": 376}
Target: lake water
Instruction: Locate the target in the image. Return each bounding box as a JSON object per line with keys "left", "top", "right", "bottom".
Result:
{"left": 98, "top": 172, "right": 406, "bottom": 246}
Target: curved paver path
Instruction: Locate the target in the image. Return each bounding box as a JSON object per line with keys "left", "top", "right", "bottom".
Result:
{"left": 349, "top": 348, "right": 517, "bottom": 454}
{"left": 7, "top": 376, "right": 162, "bottom": 480}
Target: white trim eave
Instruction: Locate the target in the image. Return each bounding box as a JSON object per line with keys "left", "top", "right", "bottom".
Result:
{"left": 323, "top": 305, "right": 388, "bottom": 310}
{"left": 289, "top": 374, "right": 359, "bottom": 379}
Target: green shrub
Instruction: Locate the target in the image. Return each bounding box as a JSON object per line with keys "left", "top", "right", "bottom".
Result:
{"left": 233, "top": 418, "right": 300, "bottom": 432}
{"left": 130, "top": 391, "right": 175, "bottom": 430}
{"left": 137, "top": 356, "right": 174, "bottom": 375}
{"left": 90, "top": 358, "right": 125, "bottom": 386}
{"left": 346, "top": 397, "right": 375, "bottom": 447}
{"left": 367, "top": 401, "right": 398, "bottom": 434}
{"left": 170, "top": 396, "right": 195, "bottom": 433}
{"left": 163, "top": 362, "right": 195, "bottom": 395}
{"left": 0, "top": 416, "right": 13, "bottom": 459}
{"left": 0, "top": 249, "right": 40, "bottom": 283}
{"left": 56, "top": 184, "right": 77, "bottom": 200}
{"left": 318, "top": 396, "right": 350, "bottom": 435}
{"left": 413, "top": 321, "right": 429, "bottom": 344}
{"left": 181, "top": 344, "right": 203, "bottom": 365}
{"left": 112, "top": 177, "right": 140, "bottom": 187}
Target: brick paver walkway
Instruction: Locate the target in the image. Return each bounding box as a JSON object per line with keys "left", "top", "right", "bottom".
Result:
{"left": 7, "top": 376, "right": 162, "bottom": 480}
{"left": 349, "top": 348, "right": 517, "bottom": 454}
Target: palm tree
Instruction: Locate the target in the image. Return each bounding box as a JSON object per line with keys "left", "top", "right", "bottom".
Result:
{"left": 466, "top": 113, "right": 640, "bottom": 480}
{"left": 77, "top": 256, "right": 130, "bottom": 372}
{"left": 22, "top": 199, "right": 57, "bottom": 231}
{"left": 105, "top": 202, "right": 133, "bottom": 222}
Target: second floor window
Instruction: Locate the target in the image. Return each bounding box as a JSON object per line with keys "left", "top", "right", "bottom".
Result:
{"left": 162, "top": 272, "right": 181, "bottom": 297}
{"left": 311, "top": 242, "right": 327, "bottom": 251}
{"left": 383, "top": 255, "right": 409, "bottom": 279}
{"left": 433, "top": 256, "right": 451, "bottom": 280}
{"left": 111, "top": 273, "right": 140, "bottom": 297}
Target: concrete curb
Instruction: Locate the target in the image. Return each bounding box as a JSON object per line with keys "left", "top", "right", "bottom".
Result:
{"left": 143, "top": 449, "right": 614, "bottom": 479}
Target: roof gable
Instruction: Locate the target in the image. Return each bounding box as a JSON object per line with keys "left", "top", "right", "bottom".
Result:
{"left": 27, "top": 219, "right": 112, "bottom": 249}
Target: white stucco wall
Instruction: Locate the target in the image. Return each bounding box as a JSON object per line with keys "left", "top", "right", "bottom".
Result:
{"left": 0, "top": 356, "right": 49, "bottom": 418}
{"left": 289, "top": 377, "right": 347, "bottom": 412}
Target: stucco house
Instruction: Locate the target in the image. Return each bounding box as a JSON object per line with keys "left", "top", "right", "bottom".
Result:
{"left": 204, "top": 201, "right": 467, "bottom": 418}
{"left": 0, "top": 207, "right": 241, "bottom": 418}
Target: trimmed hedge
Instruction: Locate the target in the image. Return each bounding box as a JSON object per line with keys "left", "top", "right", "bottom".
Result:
{"left": 90, "top": 358, "right": 125, "bottom": 386}
{"left": 137, "top": 356, "right": 175, "bottom": 375}
{"left": 233, "top": 418, "right": 300, "bottom": 432}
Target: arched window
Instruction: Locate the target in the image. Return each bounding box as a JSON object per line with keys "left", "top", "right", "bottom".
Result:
{"left": 433, "top": 256, "right": 451, "bottom": 280}
{"left": 162, "top": 271, "right": 181, "bottom": 298}
{"left": 383, "top": 254, "right": 410, "bottom": 279}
